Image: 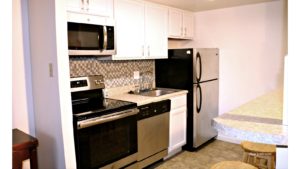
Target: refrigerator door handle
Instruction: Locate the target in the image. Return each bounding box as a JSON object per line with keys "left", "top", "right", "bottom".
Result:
{"left": 196, "top": 52, "right": 202, "bottom": 83}
{"left": 196, "top": 84, "right": 202, "bottom": 113}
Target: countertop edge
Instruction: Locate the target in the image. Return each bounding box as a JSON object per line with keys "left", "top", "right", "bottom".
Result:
{"left": 107, "top": 90, "right": 188, "bottom": 106}
{"left": 212, "top": 119, "right": 288, "bottom": 146}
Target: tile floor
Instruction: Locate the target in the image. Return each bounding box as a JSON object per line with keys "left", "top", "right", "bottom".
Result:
{"left": 147, "top": 139, "right": 244, "bottom": 169}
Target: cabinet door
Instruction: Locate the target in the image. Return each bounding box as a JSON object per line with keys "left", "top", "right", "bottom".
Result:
{"left": 145, "top": 3, "right": 168, "bottom": 59}
{"left": 66, "top": 0, "right": 84, "bottom": 13}
{"left": 183, "top": 12, "right": 194, "bottom": 39}
{"left": 168, "top": 8, "right": 183, "bottom": 38}
{"left": 113, "top": 0, "right": 145, "bottom": 60}
{"left": 66, "top": 0, "right": 113, "bottom": 17}
{"left": 88, "top": 0, "right": 113, "bottom": 17}
{"left": 169, "top": 106, "right": 187, "bottom": 152}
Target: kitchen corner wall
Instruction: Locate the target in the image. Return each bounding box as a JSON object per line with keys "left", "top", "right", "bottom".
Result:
{"left": 13, "top": 0, "right": 35, "bottom": 136}
{"left": 69, "top": 57, "right": 155, "bottom": 88}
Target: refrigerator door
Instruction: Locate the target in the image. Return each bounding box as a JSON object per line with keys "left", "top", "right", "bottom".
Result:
{"left": 193, "top": 80, "right": 219, "bottom": 148}
{"left": 193, "top": 48, "right": 219, "bottom": 83}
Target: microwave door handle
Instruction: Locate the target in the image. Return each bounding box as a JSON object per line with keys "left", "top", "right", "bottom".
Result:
{"left": 103, "top": 26, "right": 108, "bottom": 50}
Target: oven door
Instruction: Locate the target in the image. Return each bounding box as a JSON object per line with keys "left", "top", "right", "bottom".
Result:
{"left": 74, "top": 109, "right": 138, "bottom": 169}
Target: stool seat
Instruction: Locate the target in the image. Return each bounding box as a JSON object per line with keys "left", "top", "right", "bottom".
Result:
{"left": 241, "top": 141, "right": 276, "bottom": 169}
{"left": 241, "top": 141, "right": 276, "bottom": 153}
{"left": 13, "top": 128, "right": 39, "bottom": 169}
{"left": 210, "top": 161, "right": 258, "bottom": 169}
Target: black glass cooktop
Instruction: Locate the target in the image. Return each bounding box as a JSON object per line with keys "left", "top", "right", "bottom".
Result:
{"left": 72, "top": 98, "right": 137, "bottom": 121}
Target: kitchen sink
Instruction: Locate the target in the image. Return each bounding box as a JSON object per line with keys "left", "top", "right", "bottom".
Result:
{"left": 129, "top": 88, "right": 180, "bottom": 97}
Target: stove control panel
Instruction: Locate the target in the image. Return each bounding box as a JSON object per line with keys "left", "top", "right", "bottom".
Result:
{"left": 70, "top": 75, "right": 105, "bottom": 92}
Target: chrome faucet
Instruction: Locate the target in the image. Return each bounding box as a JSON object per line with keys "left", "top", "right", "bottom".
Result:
{"left": 140, "top": 71, "right": 153, "bottom": 91}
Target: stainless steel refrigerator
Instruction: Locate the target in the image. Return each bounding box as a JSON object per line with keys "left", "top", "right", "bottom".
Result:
{"left": 155, "top": 48, "right": 219, "bottom": 150}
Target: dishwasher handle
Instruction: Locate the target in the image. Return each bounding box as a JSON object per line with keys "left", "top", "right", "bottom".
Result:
{"left": 77, "top": 108, "right": 139, "bottom": 129}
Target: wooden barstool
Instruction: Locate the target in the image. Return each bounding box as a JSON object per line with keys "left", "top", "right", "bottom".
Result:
{"left": 241, "top": 141, "right": 276, "bottom": 169}
{"left": 210, "top": 161, "right": 258, "bottom": 169}
{"left": 13, "top": 128, "right": 39, "bottom": 169}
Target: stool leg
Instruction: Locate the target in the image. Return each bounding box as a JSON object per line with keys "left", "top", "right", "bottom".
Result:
{"left": 30, "top": 148, "right": 38, "bottom": 169}
{"left": 13, "top": 151, "right": 23, "bottom": 169}
{"left": 267, "top": 155, "right": 271, "bottom": 169}
{"left": 243, "top": 152, "right": 249, "bottom": 163}
{"left": 271, "top": 155, "right": 275, "bottom": 169}
{"left": 253, "top": 155, "right": 257, "bottom": 167}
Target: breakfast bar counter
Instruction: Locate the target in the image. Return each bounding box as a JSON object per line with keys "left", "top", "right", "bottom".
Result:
{"left": 213, "top": 88, "right": 288, "bottom": 146}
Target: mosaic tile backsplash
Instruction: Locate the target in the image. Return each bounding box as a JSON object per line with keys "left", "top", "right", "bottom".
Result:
{"left": 69, "top": 57, "right": 155, "bottom": 88}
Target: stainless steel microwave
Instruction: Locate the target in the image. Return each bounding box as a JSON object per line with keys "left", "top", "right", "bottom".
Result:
{"left": 67, "top": 15, "right": 115, "bottom": 56}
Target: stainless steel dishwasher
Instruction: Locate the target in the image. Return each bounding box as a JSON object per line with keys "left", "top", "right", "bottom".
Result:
{"left": 137, "top": 100, "right": 171, "bottom": 168}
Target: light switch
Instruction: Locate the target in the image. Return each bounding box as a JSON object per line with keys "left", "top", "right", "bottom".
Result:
{"left": 49, "top": 63, "right": 53, "bottom": 77}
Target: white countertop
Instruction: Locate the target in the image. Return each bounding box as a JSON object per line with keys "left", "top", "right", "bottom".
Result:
{"left": 105, "top": 86, "right": 188, "bottom": 106}
{"left": 213, "top": 88, "right": 288, "bottom": 146}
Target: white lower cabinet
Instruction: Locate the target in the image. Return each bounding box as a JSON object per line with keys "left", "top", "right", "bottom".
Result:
{"left": 166, "top": 94, "right": 187, "bottom": 158}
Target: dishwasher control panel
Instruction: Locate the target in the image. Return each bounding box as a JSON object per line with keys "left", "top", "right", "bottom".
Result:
{"left": 138, "top": 100, "right": 170, "bottom": 120}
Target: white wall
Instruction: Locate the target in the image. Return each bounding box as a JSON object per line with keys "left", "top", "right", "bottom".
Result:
{"left": 1, "top": 0, "right": 12, "bottom": 168}
{"left": 13, "top": 0, "right": 77, "bottom": 167}
{"left": 13, "top": 0, "right": 35, "bottom": 168}
{"left": 169, "top": 1, "right": 285, "bottom": 115}
{"left": 27, "top": 0, "right": 76, "bottom": 167}
{"left": 13, "top": 0, "right": 35, "bottom": 135}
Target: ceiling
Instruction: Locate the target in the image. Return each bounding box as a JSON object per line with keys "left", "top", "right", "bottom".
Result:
{"left": 146, "top": 0, "right": 278, "bottom": 12}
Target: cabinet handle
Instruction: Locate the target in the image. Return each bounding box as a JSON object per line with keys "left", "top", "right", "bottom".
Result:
{"left": 185, "top": 27, "right": 187, "bottom": 36}
{"left": 81, "top": 0, "right": 84, "bottom": 10}
{"left": 181, "top": 27, "right": 184, "bottom": 36}
{"left": 148, "top": 46, "right": 150, "bottom": 56}
{"left": 86, "top": 0, "right": 89, "bottom": 11}
{"left": 142, "top": 45, "right": 144, "bottom": 56}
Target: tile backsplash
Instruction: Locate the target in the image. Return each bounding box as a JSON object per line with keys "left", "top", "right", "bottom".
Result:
{"left": 69, "top": 57, "right": 155, "bottom": 88}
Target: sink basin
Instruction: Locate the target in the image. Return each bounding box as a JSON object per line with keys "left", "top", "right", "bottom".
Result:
{"left": 129, "top": 88, "right": 179, "bottom": 97}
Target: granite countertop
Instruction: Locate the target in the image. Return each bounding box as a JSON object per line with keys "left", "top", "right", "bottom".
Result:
{"left": 213, "top": 88, "right": 288, "bottom": 146}
{"left": 105, "top": 85, "right": 188, "bottom": 106}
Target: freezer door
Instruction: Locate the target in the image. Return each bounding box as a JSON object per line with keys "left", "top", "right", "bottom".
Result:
{"left": 193, "top": 48, "right": 219, "bottom": 83}
{"left": 155, "top": 49, "right": 193, "bottom": 89}
{"left": 193, "top": 80, "right": 218, "bottom": 148}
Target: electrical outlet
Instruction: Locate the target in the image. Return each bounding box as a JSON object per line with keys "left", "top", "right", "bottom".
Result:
{"left": 133, "top": 71, "right": 140, "bottom": 79}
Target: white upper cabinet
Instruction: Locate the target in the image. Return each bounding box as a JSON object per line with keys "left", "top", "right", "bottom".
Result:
{"left": 182, "top": 12, "right": 194, "bottom": 39}
{"left": 114, "top": 0, "right": 145, "bottom": 60}
{"left": 168, "top": 8, "right": 194, "bottom": 39}
{"left": 168, "top": 9, "right": 182, "bottom": 38}
{"left": 66, "top": 0, "right": 113, "bottom": 17}
{"left": 144, "top": 3, "right": 168, "bottom": 59}
{"left": 113, "top": 0, "right": 168, "bottom": 60}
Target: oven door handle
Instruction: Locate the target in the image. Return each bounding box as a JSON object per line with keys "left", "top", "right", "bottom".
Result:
{"left": 77, "top": 108, "right": 139, "bottom": 129}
